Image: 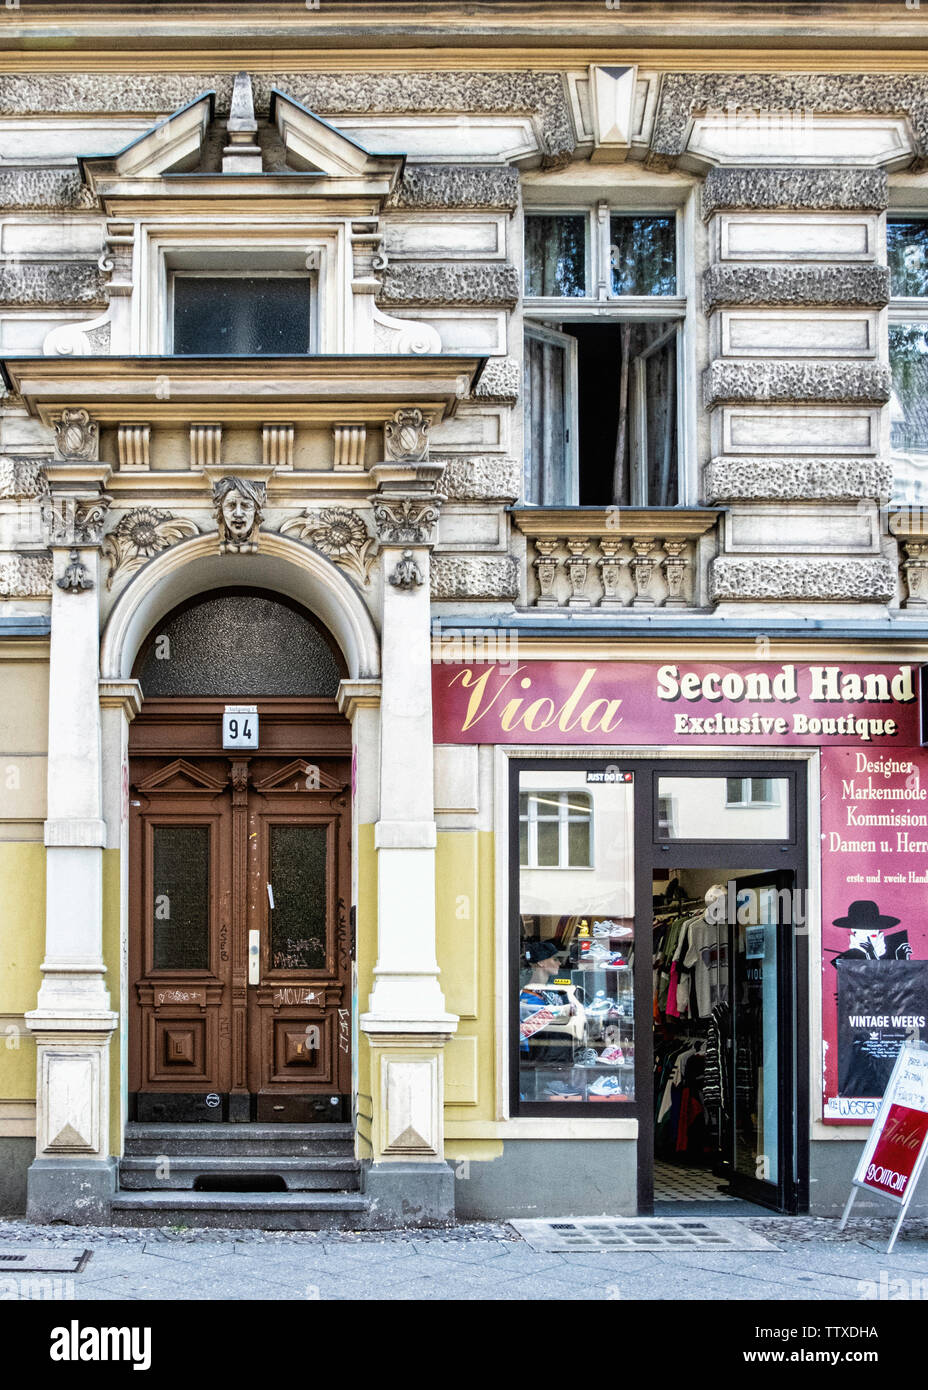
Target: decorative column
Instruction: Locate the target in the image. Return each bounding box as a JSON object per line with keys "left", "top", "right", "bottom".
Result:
{"left": 26, "top": 411, "right": 118, "bottom": 1222}
{"left": 596, "top": 537, "right": 625, "bottom": 609}
{"left": 361, "top": 407, "right": 458, "bottom": 1225}
{"left": 902, "top": 540, "right": 928, "bottom": 609}
{"left": 629, "top": 536, "right": 658, "bottom": 606}
{"left": 532, "top": 538, "right": 560, "bottom": 608}
{"left": 662, "top": 537, "right": 690, "bottom": 608}
{"left": 564, "top": 536, "right": 592, "bottom": 608}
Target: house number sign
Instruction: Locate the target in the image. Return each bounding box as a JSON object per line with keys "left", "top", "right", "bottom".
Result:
{"left": 223, "top": 705, "right": 258, "bottom": 749}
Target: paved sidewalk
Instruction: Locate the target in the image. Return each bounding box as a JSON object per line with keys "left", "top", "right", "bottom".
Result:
{"left": 2, "top": 1215, "right": 928, "bottom": 1300}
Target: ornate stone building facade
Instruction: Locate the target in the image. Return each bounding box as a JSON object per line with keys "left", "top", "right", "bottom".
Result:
{"left": 2, "top": 2, "right": 928, "bottom": 1225}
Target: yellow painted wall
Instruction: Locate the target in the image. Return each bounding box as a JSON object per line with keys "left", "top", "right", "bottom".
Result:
{"left": 355, "top": 821, "right": 376, "bottom": 1158}
{"left": 0, "top": 843, "right": 44, "bottom": 1102}
{"left": 102, "top": 847, "right": 122, "bottom": 1157}
{"left": 438, "top": 828, "right": 503, "bottom": 1161}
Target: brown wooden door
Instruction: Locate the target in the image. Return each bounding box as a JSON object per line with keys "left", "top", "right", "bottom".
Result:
{"left": 129, "top": 750, "right": 351, "bottom": 1123}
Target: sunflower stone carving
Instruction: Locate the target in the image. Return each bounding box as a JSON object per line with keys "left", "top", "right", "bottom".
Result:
{"left": 212, "top": 476, "right": 266, "bottom": 555}
{"left": 102, "top": 507, "right": 200, "bottom": 590}
{"left": 279, "top": 507, "right": 377, "bottom": 585}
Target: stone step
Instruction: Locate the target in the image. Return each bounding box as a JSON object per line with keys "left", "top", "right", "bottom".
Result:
{"left": 119, "top": 1154, "right": 361, "bottom": 1192}
{"left": 124, "top": 1122, "right": 355, "bottom": 1159}
{"left": 111, "top": 1189, "right": 373, "bottom": 1231}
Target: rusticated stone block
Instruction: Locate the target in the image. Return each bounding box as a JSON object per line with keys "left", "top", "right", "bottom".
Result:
{"left": 437, "top": 456, "right": 521, "bottom": 502}
{"left": 701, "top": 165, "right": 888, "bottom": 219}
{"left": 0, "top": 262, "right": 108, "bottom": 307}
{"left": 703, "top": 263, "right": 890, "bottom": 312}
{"left": 0, "top": 552, "right": 52, "bottom": 598}
{"left": 0, "top": 457, "right": 50, "bottom": 500}
{"left": 430, "top": 553, "right": 520, "bottom": 601}
{"left": 703, "top": 360, "right": 891, "bottom": 408}
{"left": 471, "top": 356, "right": 520, "bottom": 403}
{"left": 387, "top": 164, "right": 519, "bottom": 212}
{"left": 710, "top": 556, "right": 894, "bottom": 603}
{"left": 0, "top": 168, "right": 97, "bottom": 211}
{"left": 703, "top": 456, "right": 892, "bottom": 504}
{"left": 379, "top": 262, "right": 520, "bottom": 307}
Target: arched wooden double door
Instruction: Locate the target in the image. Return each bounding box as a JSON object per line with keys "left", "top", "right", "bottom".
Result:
{"left": 127, "top": 591, "right": 353, "bottom": 1123}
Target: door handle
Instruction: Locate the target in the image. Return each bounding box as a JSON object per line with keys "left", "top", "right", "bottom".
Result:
{"left": 248, "top": 928, "right": 260, "bottom": 985}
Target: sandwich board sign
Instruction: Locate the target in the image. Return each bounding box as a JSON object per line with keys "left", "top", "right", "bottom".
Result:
{"left": 839, "top": 1039, "right": 928, "bottom": 1252}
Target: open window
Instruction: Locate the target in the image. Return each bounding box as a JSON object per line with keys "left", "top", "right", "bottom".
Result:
{"left": 888, "top": 218, "right": 928, "bottom": 505}
{"left": 523, "top": 208, "right": 683, "bottom": 507}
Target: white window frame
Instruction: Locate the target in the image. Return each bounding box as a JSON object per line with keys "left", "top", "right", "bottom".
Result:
{"left": 519, "top": 789, "right": 594, "bottom": 870}
{"left": 886, "top": 213, "right": 928, "bottom": 508}
{"left": 521, "top": 201, "right": 688, "bottom": 508}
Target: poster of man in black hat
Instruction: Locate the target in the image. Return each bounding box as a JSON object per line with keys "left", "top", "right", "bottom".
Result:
{"left": 833, "top": 900, "right": 928, "bottom": 1099}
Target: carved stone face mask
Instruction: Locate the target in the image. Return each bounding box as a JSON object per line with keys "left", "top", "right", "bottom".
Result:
{"left": 222, "top": 490, "right": 256, "bottom": 538}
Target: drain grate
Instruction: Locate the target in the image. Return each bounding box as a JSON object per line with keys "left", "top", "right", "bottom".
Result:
{"left": 0, "top": 1248, "right": 91, "bottom": 1273}
{"left": 509, "top": 1218, "right": 780, "bottom": 1252}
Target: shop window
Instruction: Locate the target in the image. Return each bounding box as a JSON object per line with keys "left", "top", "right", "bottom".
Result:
{"left": 519, "top": 790, "right": 593, "bottom": 869}
{"left": 523, "top": 208, "right": 682, "bottom": 506}
{"left": 887, "top": 219, "right": 928, "bottom": 504}
{"left": 515, "top": 768, "right": 635, "bottom": 1107}
{"left": 657, "top": 776, "right": 789, "bottom": 841}
{"left": 172, "top": 273, "right": 312, "bottom": 355}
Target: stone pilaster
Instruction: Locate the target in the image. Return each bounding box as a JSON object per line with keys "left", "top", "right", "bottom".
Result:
{"left": 26, "top": 458, "right": 118, "bottom": 1222}
{"left": 360, "top": 410, "right": 457, "bottom": 1224}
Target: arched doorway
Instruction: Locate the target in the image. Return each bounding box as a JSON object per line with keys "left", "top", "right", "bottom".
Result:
{"left": 127, "top": 588, "right": 353, "bottom": 1124}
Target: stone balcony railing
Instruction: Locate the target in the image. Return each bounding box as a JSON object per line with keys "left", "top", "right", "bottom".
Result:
{"left": 510, "top": 508, "right": 722, "bottom": 611}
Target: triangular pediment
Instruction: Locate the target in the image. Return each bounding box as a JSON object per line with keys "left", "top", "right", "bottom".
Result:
{"left": 135, "top": 758, "right": 229, "bottom": 795}
{"left": 80, "top": 92, "right": 215, "bottom": 185}
{"left": 269, "top": 89, "right": 403, "bottom": 181}
{"left": 253, "top": 759, "right": 346, "bottom": 794}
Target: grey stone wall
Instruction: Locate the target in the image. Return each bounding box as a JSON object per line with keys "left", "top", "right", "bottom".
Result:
{"left": 438, "top": 456, "right": 521, "bottom": 503}
{"left": 430, "top": 553, "right": 520, "bottom": 601}
{"left": 0, "top": 168, "right": 97, "bottom": 211}
{"left": 703, "top": 456, "right": 893, "bottom": 504}
{"left": 0, "top": 553, "right": 52, "bottom": 598}
{"left": 378, "top": 262, "right": 520, "bottom": 307}
{"left": 703, "top": 361, "right": 891, "bottom": 408}
{"left": 0, "top": 262, "right": 108, "bottom": 308}
{"left": 701, "top": 165, "right": 888, "bottom": 219}
{"left": 470, "top": 356, "right": 520, "bottom": 404}
{"left": 710, "top": 556, "right": 895, "bottom": 604}
{"left": 703, "top": 263, "right": 891, "bottom": 312}
{"left": 387, "top": 164, "right": 519, "bottom": 212}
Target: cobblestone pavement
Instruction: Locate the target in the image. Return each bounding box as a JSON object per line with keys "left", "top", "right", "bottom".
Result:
{"left": 1, "top": 1214, "right": 928, "bottom": 1300}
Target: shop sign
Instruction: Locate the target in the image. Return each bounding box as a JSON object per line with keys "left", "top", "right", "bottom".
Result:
{"left": 839, "top": 1042, "right": 928, "bottom": 1251}
{"left": 432, "top": 661, "right": 918, "bottom": 746}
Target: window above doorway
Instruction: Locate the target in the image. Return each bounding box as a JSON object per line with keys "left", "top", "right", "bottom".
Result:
{"left": 171, "top": 273, "right": 313, "bottom": 356}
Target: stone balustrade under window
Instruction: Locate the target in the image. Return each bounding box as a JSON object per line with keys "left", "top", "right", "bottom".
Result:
{"left": 510, "top": 508, "right": 722, "bottom": 611}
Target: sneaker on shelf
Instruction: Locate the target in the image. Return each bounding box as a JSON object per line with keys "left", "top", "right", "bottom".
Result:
{"left": 599, "top": 1045, "right": 625, "bottom": 1065}
{"left": 603, "top": 953, "right": 627, "bottom": 968}
{"left": 574, "top": 1047, "right": 599, "bottom": 1066}
{"left": 586, "top": 990, "right": 616, "bottom": 1019}
{"left": 544, "top": 1080, "right": 583, "bottom": 1100}
{"left": 588, "top": 1074, "right": 627, "bottom": 1100}
{"left": 592, "top": 920, "right": 617, "bottom": 938}
{"left": 585, "top": 941, "right": 612, "bottom": 962}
